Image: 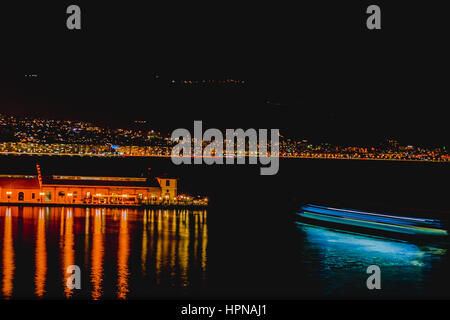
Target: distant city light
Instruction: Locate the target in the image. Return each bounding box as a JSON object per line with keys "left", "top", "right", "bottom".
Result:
{"left": 0, "top": 114, "right": 447, "bottom": 162}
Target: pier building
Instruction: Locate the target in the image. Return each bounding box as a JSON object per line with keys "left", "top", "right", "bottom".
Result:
{"left": 0, "top": 164, "right": 178, "bottom": 205}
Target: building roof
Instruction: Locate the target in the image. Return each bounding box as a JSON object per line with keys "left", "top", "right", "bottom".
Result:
{"left": 42, "top": 175, "right": 161, "bottom": 188}
{"left": 0, "top": 177, "right": 41, "bottom": 189}
{"left": 157, "top": 173, "right": 178, "bottom": 180}
{"left": 0, "top": 161, "right": 163, "bottom": 189}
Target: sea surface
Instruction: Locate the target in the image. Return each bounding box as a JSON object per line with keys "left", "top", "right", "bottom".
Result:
{"left": 0, "top": 155, "right": 449, "bottom": 299}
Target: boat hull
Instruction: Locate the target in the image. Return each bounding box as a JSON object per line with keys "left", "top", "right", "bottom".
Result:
{"left": 296, "top": 204, "right": 449, "bottom": 242}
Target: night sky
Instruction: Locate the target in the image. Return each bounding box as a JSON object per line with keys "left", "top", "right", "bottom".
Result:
{"left": 0, "top": 1, "right": 448, "bottom": 146}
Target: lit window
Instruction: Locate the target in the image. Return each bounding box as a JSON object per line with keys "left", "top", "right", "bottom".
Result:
{"left": 45, "top": 191, "right": 52, "bottom": 202}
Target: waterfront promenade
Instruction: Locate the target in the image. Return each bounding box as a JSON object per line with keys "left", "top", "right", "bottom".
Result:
{"left": 0, "top": 200, "right": 208, "bottom": 209}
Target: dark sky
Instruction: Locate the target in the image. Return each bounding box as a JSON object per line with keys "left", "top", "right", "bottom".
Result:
{"left": 0, "top": 1, "right": 448, "bottom": 146}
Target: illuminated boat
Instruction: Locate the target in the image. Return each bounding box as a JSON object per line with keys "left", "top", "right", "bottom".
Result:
{"left": 296, "top": 204, "right": 449, "bottom": 239}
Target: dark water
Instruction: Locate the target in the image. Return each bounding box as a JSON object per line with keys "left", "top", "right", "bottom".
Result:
{"left": 0, "top": 207, "right": 207, "bottom": 299}
{"left": 0, "top": 156, "right": 449, "bottom": 299}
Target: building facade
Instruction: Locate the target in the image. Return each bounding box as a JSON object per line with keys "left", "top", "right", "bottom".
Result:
{"left": 0, "top": 166, "right": 177, "bottom": 205}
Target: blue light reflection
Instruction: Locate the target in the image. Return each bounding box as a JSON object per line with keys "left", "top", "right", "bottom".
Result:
{"left": 295, "top": 222, "right": 447, "bottom": 295}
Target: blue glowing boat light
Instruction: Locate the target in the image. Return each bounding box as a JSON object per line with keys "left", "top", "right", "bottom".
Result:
{"left": 297, "top": 204, "right": 448, "bottom": 237}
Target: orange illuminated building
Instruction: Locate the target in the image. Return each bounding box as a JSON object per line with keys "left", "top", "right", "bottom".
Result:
{"left": 0, "top": 164, "right": 177, "bottom": 205}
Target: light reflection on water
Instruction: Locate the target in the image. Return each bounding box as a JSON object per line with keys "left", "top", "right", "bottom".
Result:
{"left": 2, "top": 208, "right": 13, "bottom": 299}
{"left": 91, "top": 208, "right": 104, "bottom": 300}
{"left": 35, "top": 208, "right": 46, "bottom": 298}
{"left": 295, "top": 222, "right": 447, "bottom": 295}
{"left": 0, "top": 206, "right": 208, "bottom": 299}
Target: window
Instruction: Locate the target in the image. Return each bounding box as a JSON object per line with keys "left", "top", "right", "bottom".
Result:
{"left": 58, "top": 191, "right": 65, "bottom": 197}
{"left": 166, "top": 180, "right": 170, "bottom": 187}
{"left": 73, "top": 191, "right": 78, "bottom": 198}
{"left": 32, "top": 193, "right": 35, "bottom": 199}
{"left": 18, "top": 192, "right": 24, "bottom": 201}
{"left": 45, "top": 191, "right": 52, "bottom": 202}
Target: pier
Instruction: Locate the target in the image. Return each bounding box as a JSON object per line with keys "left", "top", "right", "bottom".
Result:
{"left": 0, "top": 164, "right": 208, "bottom": 209}
{"left": 0, "top": 201, "right": 208, "bottom": 209}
